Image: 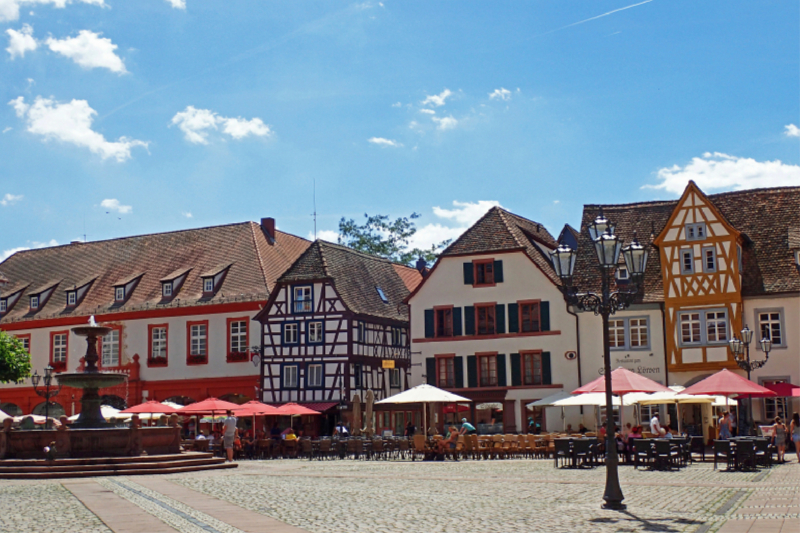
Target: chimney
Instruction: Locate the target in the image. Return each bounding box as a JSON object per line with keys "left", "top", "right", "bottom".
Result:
{"left": 261, "top": 217, "right": 275, "bottom": 245}
{"left": 415, "top": 256, "right": 427, "bottom": 276}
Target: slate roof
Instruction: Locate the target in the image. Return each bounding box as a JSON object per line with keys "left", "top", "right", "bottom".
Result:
{"left": 574, "top": 185, "right": 800, "bottom": 301}
{"left": 0, "top": 222, "right": 310, "bottom": 324}
{"left": 439, "top": 206, "right": 560, "bottom": 283}
{"left": 274, "top": 240, "right": 418, "bottom": 322}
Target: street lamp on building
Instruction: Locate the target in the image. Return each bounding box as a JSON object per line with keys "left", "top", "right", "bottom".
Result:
{"left": 728, "top": 326, "right": 772, "bottom": 434}
{"left": 31, "top": 365, "right": 62, "bottom": 430}
{"left": 550, "top": 210, "right": 649, "bottom": 511}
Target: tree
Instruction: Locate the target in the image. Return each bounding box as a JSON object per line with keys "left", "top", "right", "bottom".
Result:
{"left": 0, "top": 331, "right": 32, "bottom": 384}
{"left": 338, "top": 213, "right": 451, "bottom": 266}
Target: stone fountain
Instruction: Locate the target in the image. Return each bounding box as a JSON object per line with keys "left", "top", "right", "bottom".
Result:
{"left": 56, "top": 316, "right": 127, "bottom": 428}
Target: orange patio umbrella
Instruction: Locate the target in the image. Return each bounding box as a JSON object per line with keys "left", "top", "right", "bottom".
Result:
{"left": 276, "top": 403, "right": 321, "bottom": 416}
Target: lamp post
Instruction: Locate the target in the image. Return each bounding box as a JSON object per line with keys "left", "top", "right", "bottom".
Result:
{"left": 550, "top": 209, "right": 649, "bottom": 511}
{"left": 728, "top": 326, "right": 772, "bottom": 435}
{"left": 31, "top": 365, "right": 62, "bottom": 430}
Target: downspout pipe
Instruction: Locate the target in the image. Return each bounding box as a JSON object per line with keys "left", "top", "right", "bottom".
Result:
{"left": 566, "top": 305, "right": 583, "bottom": 416}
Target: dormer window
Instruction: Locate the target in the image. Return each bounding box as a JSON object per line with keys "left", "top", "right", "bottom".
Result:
{"left": 115, "top": 286, "right": 125, "bottom": 302}
{"left": 162, "top": 281, "right": 173, "bottom": 298}
{"left": 30, "top": 295, "right": 39, "bottom": 309}
{"left": 0, "top": 299, "right": 6, "bottom": 313}
{"left": 615, "top": 267, "right": 629, "bottom": 282}
{"left": 203, "top": 278, "right": 214, "bottom": 293}
{"left": 685, "top": 223, "right": 706, "bottom": 241}
{"left": 67, "top": 291, "right": 76, "bottom": 307}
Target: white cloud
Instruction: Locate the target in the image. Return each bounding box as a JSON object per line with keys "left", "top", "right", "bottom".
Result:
{"left": 645, "top": 152, "right": 800, "bottom": 194}
{"left": 368, "top": 137, "right": 402, "bottom": 147}
{"left": 489, "top": 88, "right": 512, "bottom": 101}
{"left": 10, "top": 96, "right": 148, "bottom": 162}
{"left": 2, "top": 127, "right": 10, "bottom": 133}
{"left": 171, "top": 106, "right": 272, "bottom": 144}
{"left": 6, "top": 24, "right": 37, "bottom": 59}
{"left": 46, "top": 30, "right": 126, "bottom": 74}
{"left": 165, "top": 0, "right": 185, "bottom": 8}
{"left": 0, "top": 0, "right": 105, "bottom": 23}
{"left": 391, "top": 102, "right": 402, "bottom": 108}
{"left": 419, "top": 109, "right": 435, "bottom": 115}
{"left": 784, "top": 124, "right": 800, "bottom": 138}
{"left": 181, "top": 211, "right": 192, "bottom": 218}
{"left": 432, "top": 115, "right": 458, "bottom": 131}
{"left": 421, "top": 88, "right": 452, "bottom": 107}
{"left": 1, "top": 193, "right": 23, "bottom": 206}
{"left": 308, "top": 229, "right": 340, "bottom": 242}
{"left": 410, "top": 200, "right": 502, "bottom": 250}
{"left": 1, "top": 239, "right": 58, "bottom": 261}
{"left": 101, "top": 198, "right": 131, "bottom": 214}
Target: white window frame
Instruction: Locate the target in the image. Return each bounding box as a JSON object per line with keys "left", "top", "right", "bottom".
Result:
{"left": 679, "top": 312, "right": 702, "bottom": 345}
{"left": 0, "top": 299, "right": 6, "bottom": 313}
{"left": 678, "top": 308, "right": 728, "bottom": 347}
{"left": 685, "top": 223, "right": 706, "bottom": 241}
{"left": 190, "top": 324, "right": 207, "bottom": 356}
{"left": 292, "top": 286, "right": 312, "bottom": 313}
{"left": 151, "top": 327, "right": 167, "bottom": 359}
{"left": 283, "top": 365, "right": 299, "bottom": 389}
{"left": 680, "top": 249, "right": 694, "bottom": 275}
{"left": 162, "top": 282, "right": 173, "bottom": 298}
{"left": 52, "top": 333, "right": 67, "bottom": 363}
{"left": 230, "top": 320, "right": 247, "bottom": 353}
{"left": 19, "top": 336, "right": 30, "bottom": 352}
{"left": 389, "top": 368, "right": 401, "bottom": 388}
{"left": 30, "top": 295, "right": 39, "bottom": 309}
{"left": 756, "top": 309, "right": 785, "bottom": 349}
{"left": 307, "top": 363, "right": 323, "bottom": 388}
{"left": 115, "top": 286, "right": 125, "bottom": 301}
{"left": 615, "top": 266, "right": 630, "bottom": 281}
{"left": 67, "top": 291, "right": 76, "bottom": 306}
{"left": 702, "top": 246, "right": 717, "bottom": 273}
{"left": 203, "top": 278, "right": 214, "bottom": 293}
{"left": 283, "top": 322, "right": 299, "bottom": 344}
{"left": 307, "top": 321, "right": 323, "bottom": 344}
{"left": 101, "top": 329, "right": 120, "bottom": 367}
{"left": 608, "top": 316, "right": 650, "bottom": 351}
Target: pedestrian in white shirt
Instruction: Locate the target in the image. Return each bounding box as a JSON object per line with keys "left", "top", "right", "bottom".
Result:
{"left": 650, "top": 413, "right": 662, "bottom": 435}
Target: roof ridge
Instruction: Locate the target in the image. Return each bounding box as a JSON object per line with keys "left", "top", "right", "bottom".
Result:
{"left": 316, "top": 241, "right": 331, "bottom": 277}
{"left": 494, "top": 208, "right": 526, "bottom": 249}
{"left": 248, "top": 222, "right": 270, "bottom": 289}
{"left": 316, "top": 239, "right": 397, "bottom": 264}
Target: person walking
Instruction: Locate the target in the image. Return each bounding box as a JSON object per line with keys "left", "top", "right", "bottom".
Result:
{"left": 222, "top": 410, "right": 238, "bottom": 463}
{"left": 771, "top": 417, "right": 788, "bottom": 463}
{"left": 718, "top": 411, "right": 732, "bottom": 440}
{"left": 790, "top": 413, "right": 800, "bottom": 463}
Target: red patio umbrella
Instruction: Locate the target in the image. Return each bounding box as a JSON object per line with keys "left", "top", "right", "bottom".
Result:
{"left": 121, "top": 400, "right": 179, "bottom": 414}
{"left": 681, "top": 369, "right": 776, "bottom": 397}
{"left": 233, "top": 401, "right": 283, "bottom": 416}
{"left": 573, "top": 367, "right": 673, "bottom": 395}
{"left": 443, "top": 404, "right": 470, "bottom": 413}
{"left": 766, "top": 382, "right": 800, "bottom": 398}
{"left": 276, "top": 403, "right": 321, "bottom": 416}
{"left": 176, "top": 397, "right": 242, "bottom": 415}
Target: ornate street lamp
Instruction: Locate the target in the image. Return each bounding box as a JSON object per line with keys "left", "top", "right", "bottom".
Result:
{"left": 550, "top": 211, "right": 649, "bottom": 511}
{"left": 728, "top": 325, "right": 772, "bottom": 434}
{"left": 32, "top": 365, "right": 62, "bottom": 430}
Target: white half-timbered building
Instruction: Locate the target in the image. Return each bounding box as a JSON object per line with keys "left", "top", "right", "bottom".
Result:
{"left": 255, "top": 240, "right": 422, "bottom": 430}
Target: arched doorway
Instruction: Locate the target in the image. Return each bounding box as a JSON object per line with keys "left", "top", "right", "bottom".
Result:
{"left": 32, "top": 402, "right": 65, "bottom": 418}
{"left": 0, "top": 403, "right": 22, "bottom": 416}
{"left": 100, "top": 395, "right": 127, "bottom": 410}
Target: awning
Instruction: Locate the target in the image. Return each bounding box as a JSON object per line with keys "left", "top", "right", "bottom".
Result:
{"left": 295, "top": 402, "right": 339, "bottom": 413}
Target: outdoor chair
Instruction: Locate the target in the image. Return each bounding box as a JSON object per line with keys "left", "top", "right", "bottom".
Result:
{"left": 319, "top": 439, "right": 332, "bottom": 460}
{"left": 533, "top": 437, "right": 548, "bottom": 459}
{"left": 713, "top": 440, "right": 733, "bottom": 471}
{"left": 471, "top": 435, "right": 489, "bottom": 460}
{"left": 654, "top": 440, "right": 680, "bottom": 470}
{"left": 753, "top": 439, "right": 770, "bottom": 468}
{"left": 397, "top": 438, "right": 410, "bottom": 460}
{"left": 520, "top": 435, "right": 534, "bottom": 458}
{"left": 573, "top": 439, "right": 594, "bottom": 468}
{"left": 689, "top": 436, "right": 705, "bottom": 462}
{"left": 462, "top": 434, "right": 474, "bottom": 459}
{"left": 490, "top": 435, "right": 506, "bottom": 459}
{"left": 193, "top": 439, "right": 209, "bottom": 452}
{"left": 554, "top": 439, "right": 571, "bottom": 468}
{"left": 283, "top": 439, "right": 297, "bottom": 458}
{"left": 411, "top": 435, "right": 427, "bottom": 461}
{"left": 346, "top": 438, "right": 361, "bottom": 460}
{"left": 370, "top": 438, "right": 385, "bottom": 460}
{"left": 633, "top": 439, "right": 652, "bottom": 470}
{"left": 735, "top": 440, "right": 756, "bottom": 471}
{"left": 300, "top": 438, "right": 313, "bottom": 459}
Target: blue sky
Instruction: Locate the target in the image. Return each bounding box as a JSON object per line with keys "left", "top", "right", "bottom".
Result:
{"left": 1, "top": 0, "right": 798, "bottom": 260}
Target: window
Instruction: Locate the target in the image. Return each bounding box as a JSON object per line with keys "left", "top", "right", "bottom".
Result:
{"left": 391, "top": 327, "right": 403, "bottom": 346}
{"left": 616, "top": 267, "right": 630, "bottom": 282}
{"left": 115, "top": 287, "right": 125, "bottom": 301}
{"left": 679, "top": 309, "right": 728, "bottom": 346}
{"left": 685, "top": 223, "right": 706, "bottom": 241}
{"left": 474, "top": 261, "right": 494, "bottom": 285}
{"left": 681, "top": 250, "right": 694, "bottom": 274}
{"left": 629, "top": 318, "right": 649, "bottom": 348}
{"left": 51, "top": 332, "right": 68, "bottom": 368}
{"left": 376, "top": 286, "right": 388, "bottom": 303}
{"left": 162, "top": 282, "right": 173, "bottom": 298}
{"left": 437, "top": 356, "right": 455, "bottom": 388}
{"left": 203, "top": 278, "right": 214, "bottom": 293}
{"left": 476, "top": 304, "right": 496, "bottom": 335}
{"left": 435, "top": 307, "right": 453, "bottom": 337}
{"left": 67, "top": 291, "right": 76, "bottom": 306}
{"left": 389, "top": 368, "right": 401, "bottom": 388}
{"left": 0, "top": 299, "right": 6, "bottom": 313}
{"left": 353, "top": 363, "right": 363, "bottom": 388}
{"left": 149, "top": 325, "right": 168, "bottom": 363}
{"left": 703, "top": 247, "right": 716, "bottom": 273}
{"left": 609, "top": 317, "right": 650, "bottom": 350}
{"left": 763, "top": 379, "right": 788, "bottom": 420}
{"left": 357, "top": 322, "right": 365, "bottom": 343}
{"left": 478, "top": 354, "right": 498, "bottom": 387}
{"left": 520, "top": 302, "right": 540, "bottom": 333}
{"left": 30, "top": 295, "right": 39, "bottom": 309}
{"left": 307, "top": 364, "right": 323, "bottom": 388}
{"left": 758, "top": 310, "right": 784, "bottom": 348}
{"left": 283, "top": 365, "right": 299, "bottom": 389}
{"left": 15, "top": 334, "right": 30, "bottom": 353}
{"left": 229, "top": 319, "right": 248, "bottom": 353}
{"left": 293, "top": 286, "right": 312, "bottom": 313}
{"left": 283, "top": 323, "right": 299, "bottom": 344}
{"left": 609, "top": 319, "right": 626, "bottom": 348}
{"left": 307, "top": 321, "right": 324, "bottom": 344}
{"left": 188, "top": 322, "right": 208, "bottom": 361}
{"left": 101, "top": 329, "right": 120, "bottom": 367}
{"left": 522, "top": 352, "right": 543, "bottom": 386}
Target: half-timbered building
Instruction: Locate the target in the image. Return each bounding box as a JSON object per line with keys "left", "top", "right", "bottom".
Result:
{"left": 255, "top": 241, "right": 422, "bottom": 433}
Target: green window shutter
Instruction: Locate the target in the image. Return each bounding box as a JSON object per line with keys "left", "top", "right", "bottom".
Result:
{"left": 495, "top": 304, "right": 505, "bottom": 334}
{"left": 467, "top": 356, "right": 477, "bottom": 388}
{"left": 510, "top": 353, "right": 521, "bottom": 386}
{"left": 542, "top": 352, "right": 552, "bottom": 385}
{"left": 540, "top": 301, "right": 550, "bottom": 331}
{"left": 464, "top": 306, "right": 475, "bottom": 335}
{"left": 453, "top": 307, "right": 463, "bottom": 336}
{"left": 424, "top": 309, "right": 435, "bottom": 338}
{"left": 454, "top": 357, "right": 464, "bottom": 388}
{"left": 463, "top": 262, "right": 474, "bottom": 285}
{"left": 507, "top": 303, "right": 519, "bottom": 333}
{"left": 497, "top": 354, "right": 507, "bottom": 386}
{"left": 425, "top": 358, "right": 436, "bottom": 385}
{"left": 494, "top": 260, "right": 504, "bottom": 283}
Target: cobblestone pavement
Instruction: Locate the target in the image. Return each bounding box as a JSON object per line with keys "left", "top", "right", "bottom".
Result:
{"left": 0, "top": 459, "right": 798, "bottom": 532}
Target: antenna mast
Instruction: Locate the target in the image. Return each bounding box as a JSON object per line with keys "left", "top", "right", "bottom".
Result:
{"left": 312, "top": 178, "right": 317, "bottom": 240}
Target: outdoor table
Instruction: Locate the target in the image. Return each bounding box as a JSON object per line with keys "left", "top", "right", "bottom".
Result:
{"left": 554, "top": 437, "right": 598, "bottom": 468}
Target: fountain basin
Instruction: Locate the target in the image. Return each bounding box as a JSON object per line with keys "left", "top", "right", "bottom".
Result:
{"left": 57, "top": 372, "right": 127, "bottom": 389}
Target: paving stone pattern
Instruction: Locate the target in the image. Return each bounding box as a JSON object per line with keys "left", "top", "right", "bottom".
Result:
{"left": 0, "top": 481, "right": 112, "bottom": 533}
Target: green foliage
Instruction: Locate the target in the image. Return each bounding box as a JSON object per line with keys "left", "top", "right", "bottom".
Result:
{"left": 0, "top": 330, "right": 32, "bottom": 384}
{"left": 338, "top": 213, "right": 451, "bottom": 266}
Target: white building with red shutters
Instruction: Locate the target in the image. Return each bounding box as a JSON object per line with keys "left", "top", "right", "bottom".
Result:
{"left": 0, "top": 218, "right": 309, "bottom": 417}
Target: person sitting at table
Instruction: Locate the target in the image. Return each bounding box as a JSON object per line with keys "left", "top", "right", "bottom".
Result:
{"left": 270, "top": 423, "right": 282, "bottom": 441}
{"left": 663, "top": 425, "right": 674, "bottom": 439}
{"left": 566, "top": 424, "right": 574, "bottom": 434}
{"left": 333, "top": 422, "right": 349, "bottom": 437}
{"left": 242, "top": 431, "right": 255, "bottom": 458}
{"left": 436, "top": 426, "right": 459, "bottom": 460}
{"left": 196, "top": 430, "right": 207, "bottom": 440}
{"left": 284, "top": 428, "right": 298, "bottom": 441}
{"left": 578, "top": 423, "right": 588, "bottom": 435}
{"left": 459, "top": 418, "right": 477, "bottom": 435}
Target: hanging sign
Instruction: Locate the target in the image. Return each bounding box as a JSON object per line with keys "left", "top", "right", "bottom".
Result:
{"left": 382, "top": 360, "right": 395, "bottom": 369}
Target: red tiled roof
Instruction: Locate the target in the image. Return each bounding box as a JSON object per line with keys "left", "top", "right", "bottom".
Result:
{"left": 392, "top": 264, "right": 423, "bottom": 292}
{"left": 0, "top": 222, "right": 310, "bottom": 324}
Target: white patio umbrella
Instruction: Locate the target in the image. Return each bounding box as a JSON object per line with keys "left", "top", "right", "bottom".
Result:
{"left": 527, "top": 391, "right": 573, "bottom": 432}
{"left": 376, "top": 384, "right": 471, "bottom": 437}
{"left": 633, "top": 386, "right": 718, "bottom": 434}
{"left": 67, "top": 405, "right": 127, "bottom": 422}
{"left": 552, "top": 392, "right": 635, "bottom": 407}
{"left": 0, "top": 408, "right": 11, "bottom": 424}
